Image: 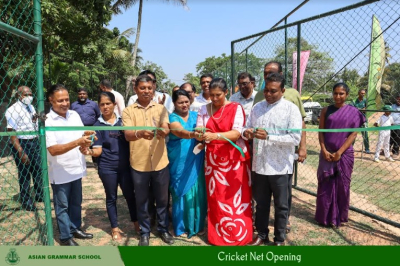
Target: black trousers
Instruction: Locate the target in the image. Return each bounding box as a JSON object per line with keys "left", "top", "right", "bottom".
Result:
{"left": 131, "top": 167, "right": 170, "bottom": 236}
{"left": 390, "top": 129, "right": 400, "bottom": 155}
{"left": 253, "top": 172, "right": 288, "bottom": 243}
{"left": 287, "top": 173, "right": 293, "bottom": 224}
{"left": 10, "top": 139, "right": 43, "bottom": 204}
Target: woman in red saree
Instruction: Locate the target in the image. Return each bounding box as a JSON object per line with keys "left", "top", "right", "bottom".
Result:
{"left": 196, "top": 78, "right": 252, "bottom": 246}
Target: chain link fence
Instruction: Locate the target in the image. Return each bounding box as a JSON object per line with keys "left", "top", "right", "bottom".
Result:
{"left": 232, "top": 0, "right": 400, "bottom": 231}
{"left": 0, "top": 0, "right": 53, "bottom": 245}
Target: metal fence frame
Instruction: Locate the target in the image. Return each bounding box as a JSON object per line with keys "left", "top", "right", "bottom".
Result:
{"left": 231, "top": 0, "right": 400, "bottom": 228}
{"left": 0, "top": 0, "right": 54, "bottom": 245}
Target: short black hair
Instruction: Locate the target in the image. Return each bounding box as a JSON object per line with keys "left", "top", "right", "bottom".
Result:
{"left": 139, "top": 70, "right": 157, "bottom": 81}
{"left": 180, "top": 82, "right": 196, "bottom": 93}
{"left": 77, "top": 87, "right": 88, "bottom": 93}
{"left": 100, "top": 79, "right": 112, "bottom": 88}
{"left": 332, "top": 82, "right": 350, "bottom": 94}
{"left": 200, "top": 74, "right": 214, "bottom": 80}
{"left": 98, "top": 91, "right": 116, "bottom": 103}
{"left": 264, "top": 61, "right": 283, "bottom": 72}
{"left": 47, "top": 84, "right": 68, "bottom": 99}
{"left": 209, "top": 78, "right": 228, "bottom": 92}
{"left": 237, "top": 72, "right": 253, "bottom": 81}
{"left": 265, "top": 73, "right": 285, "bottom": 90}
{"left": 172, "top": 89, "right": 190, "bottom": 103}
{"left": 135, "top": 74, "right": 154, "bottom": 87}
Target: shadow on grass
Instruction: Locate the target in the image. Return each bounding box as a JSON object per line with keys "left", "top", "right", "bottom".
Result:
{"left": 288, "top": 194, "right": 400, "bottom": 245}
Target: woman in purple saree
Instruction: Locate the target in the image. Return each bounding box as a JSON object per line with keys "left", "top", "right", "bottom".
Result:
{"left": 315, "top": 83, "right": 365, "bottom": 228}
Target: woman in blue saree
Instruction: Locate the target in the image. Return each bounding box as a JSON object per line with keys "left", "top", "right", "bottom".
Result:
{"left": 167, "top": 89, "right": 207, "bottom": 238}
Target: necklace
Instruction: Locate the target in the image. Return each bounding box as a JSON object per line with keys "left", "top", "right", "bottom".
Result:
{"left": 210, "top": 101, "right": 226, "bottom": 120}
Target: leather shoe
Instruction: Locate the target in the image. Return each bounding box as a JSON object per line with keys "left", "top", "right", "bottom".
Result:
{"left": 160, "top": 232, "right": 174, "bottom": 245}
{"left": 21, "top": 202, "right": 37, "bottom": 212}
{"left": 248, "top": 236, "right": 267, "bottom": 246}
{"left": 60, "top": 238, "right": 79, "bottom": 246}
{"left": 273, "top": 242, "right": 285, "bottom": 246}
{"left": 138, "top": 235, "right": 149, "bottom": 246}
{"left": 73, "top": 228, "right": 93, "bottom": 239}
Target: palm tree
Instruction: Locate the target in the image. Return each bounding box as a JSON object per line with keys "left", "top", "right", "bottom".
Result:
{"left": 111, "top": 0, "right": 188, "bottom": 100}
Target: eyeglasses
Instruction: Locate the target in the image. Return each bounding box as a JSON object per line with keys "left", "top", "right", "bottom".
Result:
{"left": 237, "top": 81, "right": 251, "bottom": 87}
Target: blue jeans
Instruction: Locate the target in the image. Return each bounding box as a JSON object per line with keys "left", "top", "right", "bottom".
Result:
{"left": 51, "top": 179, "right": 82, "bottom": 241}
{"left": 98, "top": 167, "right": 137, "bottom": 228}
{"left": 10, "top": 138, "right": 43, "bottom": 204}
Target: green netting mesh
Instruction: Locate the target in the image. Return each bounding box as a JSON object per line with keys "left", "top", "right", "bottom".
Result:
{"left": 1, "top": 0, "right": 51, "bottom": 245}
{"left": 232, "top": 0, "right": 400, "bottom": 230}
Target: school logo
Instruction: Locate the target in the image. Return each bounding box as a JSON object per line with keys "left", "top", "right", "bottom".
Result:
{"left": 5, "top": 248, "right": 20, "bottom": 265}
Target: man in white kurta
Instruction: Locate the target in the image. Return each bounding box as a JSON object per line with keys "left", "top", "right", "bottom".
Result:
{"left": 243, "top": 73, "right": 302, "bottom": 246}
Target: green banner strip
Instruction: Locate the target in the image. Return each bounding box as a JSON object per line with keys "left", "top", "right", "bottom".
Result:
{"left": 118, "top": 246, "right": 400, "bottom": 266}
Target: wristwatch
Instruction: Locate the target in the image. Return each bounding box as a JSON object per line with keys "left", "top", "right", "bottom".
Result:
{"left": 217, "top": 133, "right": 221, "bottom": 140}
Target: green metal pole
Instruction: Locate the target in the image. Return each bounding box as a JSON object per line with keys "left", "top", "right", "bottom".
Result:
{"left": 245, "top": 49, "right": 248, "bottom": 73}
{"left": 0, "top": 21, "right": 39, "bottom": 43}
{"left": 34, "top": 0, "right": 54, "bottom": 246}
{"left": 294, "top": 23, "right": 301, "bottom": 188}
{"left": 231, "top": 42, "right": 235, "bottom": 94}
{"left": 48, "top": 51, "right": 51, "bottom": 88}
{"left": 284, "top": 17, "right": 288, "bottom": 84}
{"left": 297, "top": 23, "right": 301, "bottom": 92}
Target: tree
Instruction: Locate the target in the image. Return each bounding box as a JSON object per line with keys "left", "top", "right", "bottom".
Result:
{"left": 140, "top": 60, "right": 169, "bottom": 89}
{"left": 196, "top": 53, "right": 264, "bottom": 88}
{"left": 111, "top": 0, "right": 188, "bottom": 100}
{"left": 274, "top": 37, "right": 334, "bottom": 93}
{"left": 183, "top": 73, "right": 200, "bottom": 91}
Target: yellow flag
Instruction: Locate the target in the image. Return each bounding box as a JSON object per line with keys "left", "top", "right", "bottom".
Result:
{"left": 367, "top": 15, "right": 385, "bottom": 117}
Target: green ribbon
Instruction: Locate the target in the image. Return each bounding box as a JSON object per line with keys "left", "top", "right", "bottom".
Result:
{"left": 2, "top": 125, "right": 398, "bottom": 159}
{"left": 1, "top": 124, "right": 398, "bottom": 137}
{"left": 218, "top": 134, "right": 245, "bottom": 158}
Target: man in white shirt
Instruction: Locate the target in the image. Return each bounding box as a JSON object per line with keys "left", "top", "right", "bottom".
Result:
{"left": 127, "top": 70, "right": 174, "bottom": 114}
{"left": 192, "top": 74, "right": 213, "bottom": 112}
{"left": 243, "top": 73, "right": 302, "bottom": 246}
{"left": 6, "top": 86, "right": 43, "bottom": 211}
{"left": 100, "top": 79, "right": 125, "bottom": 116}
{"left": 230, "top": 72, "right": 257, "bottom": 120}
{"left": 46, "top": 84, "right": 95, "bottom": 246}
{"left": 179, "top": 82, "right": 197, "bottom": 110}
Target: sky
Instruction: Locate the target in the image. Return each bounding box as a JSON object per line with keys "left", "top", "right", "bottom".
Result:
{"left": 107, "top": 0, "right": 361, "bottom": 85}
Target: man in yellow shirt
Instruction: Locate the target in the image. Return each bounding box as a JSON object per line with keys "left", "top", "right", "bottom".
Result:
{"left": 122, "top": 75, "right": 173, "bottom": 246}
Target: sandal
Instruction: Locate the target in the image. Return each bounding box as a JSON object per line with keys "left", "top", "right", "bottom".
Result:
{"left": 111, "top": 227, "right": 122, "bottom": 241}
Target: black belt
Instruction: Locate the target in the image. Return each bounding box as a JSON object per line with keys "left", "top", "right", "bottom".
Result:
{"left": 20, "top": 137, "right": 38, "bottom": 142}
